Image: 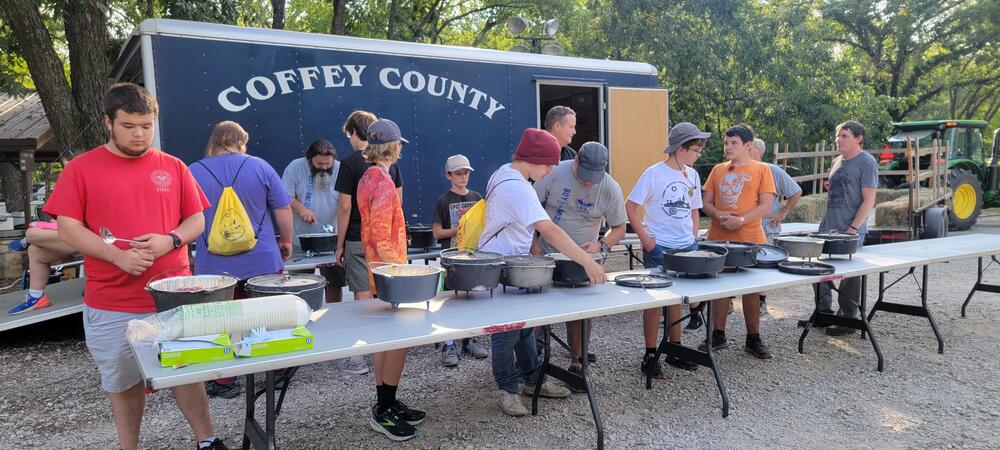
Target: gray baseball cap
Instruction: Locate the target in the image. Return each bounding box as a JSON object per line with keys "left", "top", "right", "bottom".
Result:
{"left": 665, "top": 122, "right": 711, "bottom": 154}
{"left": 367, "top": 119, "right": 409, "bottom": 145}
{"left": 445, "top": 154, "right": 474, "bottom": 172}
{"left": 576, "top": 141, "right": 609, "bottom": 183}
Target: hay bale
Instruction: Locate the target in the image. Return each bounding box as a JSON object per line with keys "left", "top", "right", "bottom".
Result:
{"left": 876, "top": 188, "right": 908, "bottom": 204}
{"left": 787, "top": 193, "right": 827, "bottom": 223}
{"left": 874, "top": 190, "right": 939, "bottom": 228}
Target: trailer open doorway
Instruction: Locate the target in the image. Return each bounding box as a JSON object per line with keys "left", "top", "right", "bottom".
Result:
{"left": 537, "top": 82, "right": 604, "bottom": 149}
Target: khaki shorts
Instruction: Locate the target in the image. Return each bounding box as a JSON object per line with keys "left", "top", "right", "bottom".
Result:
{"left": 344, "top": 240, "right": 371, "bottom": 293}
{"left": 83, "top": 304, "right": 147, "bottom": 393}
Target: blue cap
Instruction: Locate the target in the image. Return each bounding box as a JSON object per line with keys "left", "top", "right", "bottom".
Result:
{"left": 367, "top": 119, "right": 409, "bottom": 145}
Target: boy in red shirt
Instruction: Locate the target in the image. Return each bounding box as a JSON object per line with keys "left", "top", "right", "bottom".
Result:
{"left": 44, "top": 83, "right": 227, "bottom": 450}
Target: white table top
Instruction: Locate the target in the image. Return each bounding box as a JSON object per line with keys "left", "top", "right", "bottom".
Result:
{"left": 131, "top": 233, "right": 1000, "bottom": 389}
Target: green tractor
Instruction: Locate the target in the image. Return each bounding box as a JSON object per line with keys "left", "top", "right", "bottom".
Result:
{"left": 877, "top": 120, "right": 1000, "bottom": 230}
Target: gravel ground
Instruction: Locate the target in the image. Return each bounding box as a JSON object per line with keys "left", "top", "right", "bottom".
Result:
{"left": 2, "top": 215, "right": 1000, "bottom": 449}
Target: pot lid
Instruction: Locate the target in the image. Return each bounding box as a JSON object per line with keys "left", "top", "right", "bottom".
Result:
{"left": 777, "top": 261, "right": 835, "bottom": 275}
{"left": 503, "top": 254, "right": 555, "bottom": 267}
{"left": 702, "top": 240, "right": 757, "bottom": 250}
{"left": 441, "top": 249, "right": 504, "bottom": 264}
{"left": 809, "top": 232, "right": 859, "bottom": 241}
{"left": 545, "top": 252, "right": 605, "bottom": 262}
{"left": 247, "top": 273, "right": 326, "bottom": 287}
{"left": 614, "top": 273, "right": 673, "bottom": 288}
{"left": 756, "top": 244, "right": 789, "bottom": 264}
{"left": 777, "top": 236, "right": 825, "bottom": 244}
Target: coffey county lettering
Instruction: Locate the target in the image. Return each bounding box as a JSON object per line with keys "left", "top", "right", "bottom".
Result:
{"left": 216, "top": 64, "right": 507, "bottom": 119}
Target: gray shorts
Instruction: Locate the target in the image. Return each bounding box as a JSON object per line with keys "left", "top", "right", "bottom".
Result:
{"left": 83, "top": 304, "right": 147, "bottom": 393}
{"left": 344, "top": 240, "right": 371, "bottom": 293}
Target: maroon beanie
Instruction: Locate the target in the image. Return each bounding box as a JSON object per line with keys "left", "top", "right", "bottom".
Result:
{"left": 513, "top": 128, "right": 560, "bottom": 165}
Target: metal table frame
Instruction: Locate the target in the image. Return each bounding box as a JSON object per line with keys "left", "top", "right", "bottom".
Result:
{"left": 961, "top": 255, "right": 1000, "bottom": 317}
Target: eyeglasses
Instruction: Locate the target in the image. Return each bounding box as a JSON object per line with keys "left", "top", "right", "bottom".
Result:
{"left": 685, "top": 146, "right": 703, "bottom": 154}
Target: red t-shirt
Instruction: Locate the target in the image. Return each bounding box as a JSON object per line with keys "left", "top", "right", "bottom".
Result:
{"left": 44, "top": 146, "right": 210, "bottom": 313}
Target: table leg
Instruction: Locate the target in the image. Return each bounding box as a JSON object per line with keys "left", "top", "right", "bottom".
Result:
{"left": 961, "top": 257, "right": 984, "bottom": 317}
{"left": 961, "top": 256, "right": 1000, "bottom": 318}
{"left": 533, "top": 323, "right": 605, "bottom": 449}
{"left": 800, "top": 277, "right": 884, "bottom": 371}
{"left": 651, "top": 300, "right": 729, "bottom": 418}
{"left": 922, "top": 266, "right": 944, "bottom": 354}
{"left": 867, "top": 265, "right": 944, "bottom": 355}
{"left": 241, "top": 368, "right": 298, "bottom": 450}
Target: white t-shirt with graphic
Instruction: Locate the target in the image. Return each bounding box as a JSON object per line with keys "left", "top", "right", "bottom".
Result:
{"left": 627, "top": 161, "right": 703, "bottom": 249}
{"left": 479, "top": 164, "right": 551, "bottom": 255}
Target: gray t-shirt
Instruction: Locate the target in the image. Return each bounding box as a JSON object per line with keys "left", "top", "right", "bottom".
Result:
{"left": 534, "top": 160, "right": 626, "bottom": 254}
{"left": 763, "top": 163, "right": 803, "bottom": 236}
{"left": 820, "top": 152, "right": 878, "bottom": 234}
{"left": 281, "top": 157, "right": 340, "bottom": 245}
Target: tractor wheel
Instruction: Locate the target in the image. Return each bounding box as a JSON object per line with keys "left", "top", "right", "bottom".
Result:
{"left": 921, "top": 207, "right": 949, "bottom": 239}
{"left": 947, "top": 169, "right": 983, "bottom": 231}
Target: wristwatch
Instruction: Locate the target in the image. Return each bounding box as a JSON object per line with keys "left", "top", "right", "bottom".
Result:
{"left": 169, "top": 232, "right": 183, "bottom": 249}
{"left": 599, "top": 239, "right": 611, "bottom": 254}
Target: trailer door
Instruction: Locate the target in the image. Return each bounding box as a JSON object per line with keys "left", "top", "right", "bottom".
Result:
{"left": 607, "top": 87, "right": 669, "bottom": 201}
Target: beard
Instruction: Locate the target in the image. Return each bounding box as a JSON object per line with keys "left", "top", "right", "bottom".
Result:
{"left": 313, "top": 171, "right": 332, "bottom": 191}
{"left": 110, "top": 129, "right": 150, "bottom": 157}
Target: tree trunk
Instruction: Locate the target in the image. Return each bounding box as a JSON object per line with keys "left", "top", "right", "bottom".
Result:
{"left": 331, "top": 0, "right": 347, "bottom": 35}
{"left": 387, "top": 0, "right": 401, "bottom": 40}
{"left": 146, "top": 0, "right": 154, "bottom": 18}
{"left": 271, "top": 0, "right": 285, "bottom": 30}
{"left": 64, "top": 0, "right": 110, "bottom": 150}
{"left": 0, "top": 162, "right": 24, "bottom": 213}
{"left": 0, "top": 0, "right": 85, "bottom": 152}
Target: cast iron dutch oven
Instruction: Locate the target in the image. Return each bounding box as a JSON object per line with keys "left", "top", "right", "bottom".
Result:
{"left": 297, "top": 232, "right": 337, "bottom": 254}
{"left": 245, "top": 273, "right": 327, "bottom": 311}
{"left": 501, "top": 254, "right": 556, "bottom": 289}
{"left": 407, "top": 224, "right": 436, "bottom": 249}
{"left": 546, "top": 252, "right": 606, "bottom": 285}
{"left": 702, "top": 240, "right": 759, "bottom": 268}
{"left": 661, "top": 243, "right": 728, "bottom": 276}
{"left": 370, "top": 263, "right": 444, "bottom": 309}
{"left": 146, "top": 273, "right": 238, "bottom": 312}
{"left": 440, "top": 248, "right": 504, "bottom": 291}
{"left": 809, "top": 232, "right": 861, "bottom": 256}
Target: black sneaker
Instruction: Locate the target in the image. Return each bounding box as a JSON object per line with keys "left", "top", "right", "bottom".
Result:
{"left": 393, "top": 399, "right": 427, "bottom": 425}
{"left": 697, "top": 330, "right": 728, "bottom": 352}
{"left": 684, "top": 311, "right": 704, "bottom": 331}
{"left": 744, "top": 334, "right": 773, "bottom": 360}
{"left": 664, "top": 354, "right": 698, "bottom": 371}
{"left": 197, "top": 438, "right": 229, "bottom": 450}
{"left": 587, "top": 352, "right": 597, "bottom": 363}
{"left": 641, "top": 354, "right": 664, "bottom": 379}
{"left": 825, "top": 325, "right": 857, "bottom": 336}
{"left": 370, "top": 404, "right": 418, "bottom": 441}
{"left": 205, "top": 380, "right": 241, "bottom": 399}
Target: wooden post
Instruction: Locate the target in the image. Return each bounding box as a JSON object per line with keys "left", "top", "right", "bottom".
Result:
{"left": 783, "top": 144, "right": 789, "bottom": 170}
{"left": 772, "top": 143, "right": 778, "bottom": 165}
{"left": 18, "top": 149, "right": 34, "bottom": 224}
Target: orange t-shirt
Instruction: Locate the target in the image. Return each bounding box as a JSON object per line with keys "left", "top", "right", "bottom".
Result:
{"left": 357, "top": 166, "right": 408, "bottom": 292}
{"left": 703, "top": 160, "right": 776, "bottom": 244}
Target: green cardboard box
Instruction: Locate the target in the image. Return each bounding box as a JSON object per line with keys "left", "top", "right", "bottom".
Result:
{"left": 235, "top": 326, "right": 314, "bottom": 358}
{"left": 159, "top": 333, "right": 234, "bottom": 367}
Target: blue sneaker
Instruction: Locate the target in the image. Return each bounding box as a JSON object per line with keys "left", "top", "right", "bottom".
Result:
{"left": 7, "top": 238, "right": 28, "bottom": 252}
{"left": 8, "top": 294, "right": 50, "bottom": 315}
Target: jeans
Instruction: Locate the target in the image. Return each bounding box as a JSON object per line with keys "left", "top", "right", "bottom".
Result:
{"left": 817, "top": 240, "right": 864, "bottom": 318}
{"left": 642, "top": 241, "right": 699, "bottom": 269}
{"left": 491, "top": 328, "right": 541, "bottom": 394}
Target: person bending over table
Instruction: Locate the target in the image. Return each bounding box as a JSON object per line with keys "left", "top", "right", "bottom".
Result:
{"left": 530, "top": 141, "right": 626, "bottom": 379}
{"left": 626, "top": 122, "right": 709, "bottom": 378}
{"left": 700, "top": 124, "right": 776, "bottom": 360}
{"left": 816, "top": 121, "right": 877, "bottom": 336}
{"left": 480, "top": 128, "right": 606, "bottom": 417}
{"left": 356, "top": 118, "right": 426, "bottom": 442}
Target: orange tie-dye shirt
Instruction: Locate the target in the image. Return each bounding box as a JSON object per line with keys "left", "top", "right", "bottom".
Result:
{"left": 358, "top": 166, "right": 408, "bottom": 272}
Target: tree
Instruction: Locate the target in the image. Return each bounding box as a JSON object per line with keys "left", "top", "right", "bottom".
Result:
{"left": 271, "top": 0, "right": 285, "bottom": 29}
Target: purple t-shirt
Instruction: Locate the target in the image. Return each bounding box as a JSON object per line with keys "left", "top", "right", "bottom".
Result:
{"left": 190, "top": 153, "right": 291, "bottom": 280}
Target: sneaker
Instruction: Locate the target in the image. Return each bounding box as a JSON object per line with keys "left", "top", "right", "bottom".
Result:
{"left": 697, "top": 330, "right": 728, "bottom": 352}
{"left": 339, "top": 355, "right": 369, "bottom": 375}
{"left": 462, "top": 337, "right": 488, "bottom": 359}
{"left": 7, "top": 238, "right": 28, "bottom": 252}
{"left": 760, "top": 300, "right": 769, "bottom": 317}
{"left": 744, "top": 334, "right": 773, "bottom": 360}
{"left": 498, "top": 391, "right": 529, "bottom": 416}
{"left": 440, "top": 344, "right": 459, "bottom": 367}
{"left": 684, "top": 310, "right": 704, "bottom": 331}
{"left": 205, "top": 380, "right": 241, "bottom": 399}
{"left": 9, "top": 294, "right": 51, "bottom": 315}
{"left": 641, "top": 353, "right": 664, "bottom": 379}
{"left": 825, "top": 325, "right": 857, "bottom": 336}
{"left": 196, "top": 438, "right": 230, "bottom": 450}
{"left": 586, "top": 352, "right": 597, "bottom": 363}
{"left": 392, "top": 399, "right": 426, "bottom": 425}
{"left": 520, "top": 380, "right": 570, "bottom": 398}
{"left": 370, "top": 404, "right": 418, "bottom": 441}
{"left": 664, "top": 354, "right": 698, "bottom": 371}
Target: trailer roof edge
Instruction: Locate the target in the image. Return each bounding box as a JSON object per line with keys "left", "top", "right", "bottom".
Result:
{"left": 130, "top": 19, "right": 658, "bottom": 77}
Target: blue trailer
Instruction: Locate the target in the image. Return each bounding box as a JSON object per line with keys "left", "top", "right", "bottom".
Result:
{"left": 111, "top": 19, "right": 668, "bottom": 224}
